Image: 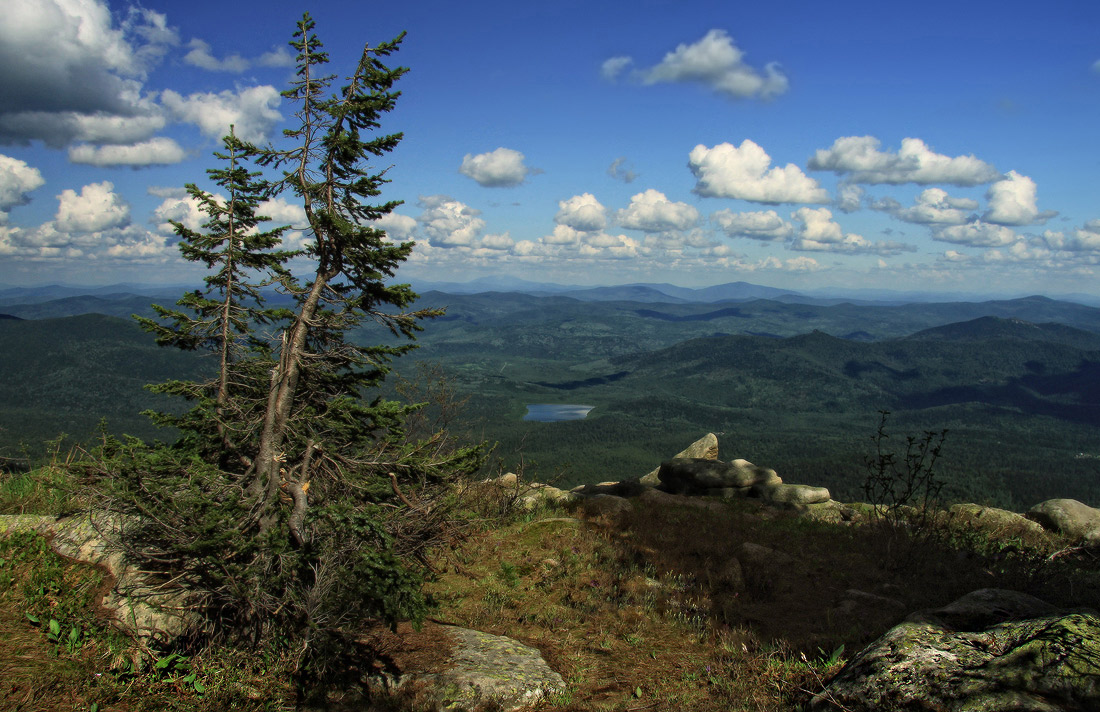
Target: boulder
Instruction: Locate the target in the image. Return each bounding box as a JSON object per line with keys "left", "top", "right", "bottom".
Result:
{"left": 813, "top": 588, "right": 1100, "bottom": 711}
{"left": 639, "top": 433, "right": 719, "bottom": 487}
{"left": 948, "top": 503, "right": 1046, "bottom": 539}
{"left": 754, "top": 483, "right": 831, "bottom": 508}
{"left": 800, "top": 500, "right": 864, "bottom": 524}
{"left": 572, "top": 480, "right": 648, "bottom": 497}
{"left": 657, "top": 457, "right": 780, "bottom": 494}
{"left": 637, "top": 488, "right": 725, "bottom": 511}
{"left": 1026, "top": 498, "right": 1100, "bottom": 540}
{"left": 519, "top": 485, "right": 580, "bottom": 510}
{"left": 363, "top": 623, "right": 565, "bottom": 711}
{"left": 579, "top": 494, "right": 633, "bottom": 517}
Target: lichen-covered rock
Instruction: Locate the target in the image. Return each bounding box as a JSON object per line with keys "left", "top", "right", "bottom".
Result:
{"left": 948, "top": 503, "right": 1046, "bottom": 539}
{"left": 813, "top": 588, "right": 1100, "bottom": 711}
{"left": 639, "top": 433, "right": 719, "bottom": 487}
{"left": 0, "top": 513, "right": 197, "bottom": 644}
{"left": 800, "top": 500, "right": 864, "bottom": 524}
{"left": 1027, "top": 498, "right": 1100, "bottom": 541}
{"left": 519, "top": 484, "right": 580, "bottom": 510}
{"left": 754, "top": 483, "right": 831, "bottom": 508}
{"left": 378, "top": 625, "right": 566, "bottom": 711}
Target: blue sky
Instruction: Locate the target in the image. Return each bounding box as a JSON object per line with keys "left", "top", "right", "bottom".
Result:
{"left": 1, "top": 0, "right": 1098, "bottom": 296}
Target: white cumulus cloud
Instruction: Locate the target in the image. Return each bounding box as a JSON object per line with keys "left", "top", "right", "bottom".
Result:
{"left": 712, "top": 209, "right": 792, "bottom": 241}
{"left": 68, "top": 137, "right": 187, "bottom": 166}
{"left": 55, "top": 181, "right": 131, "bottom": 233}
{"left": 0, "top": 154, "right": 45, "bottom": 220}
{"left": 459, "top": 147, "right": 534, "bottom": 187}
{"left": 1038, "top": 220, "right": 1100, "bottom": 253}
{"left": 479, "top": 232, "right": 515, "bottom": 250}
{"left": 790, "top": 207, "right": 913, "bottom": 255}
{"left": 636, "top": 29, "right": 788, "bottom": 100}
{"left": 808, "top": 136, "right": 1000, "bottom": 186}
{"left": 555, "top": 193, "right": 607, "bottom": 232}
{"left": 161, "top": 86, "right": 282, "bottom": 143}
{"left": 835, "top": 184, "right": 865, "bottom": 213}
{"left": 689, "top": 140, "right": 829, "bottom": 204}
{"left": 183, "top": 39, "right": 249, "bottom": 72}
{"left": 183, "top": 38, "right": 295, "bottom": 72}
{"left": 872, "top": 188, "right": 978, "bottom": 225}
{"left": 152, "top": 194, "right": 204, "bottom": 234}
{"left": 417, "top": 195, "right": 485, "bottom": 247}
{"left": 372, "top": 212, "right": 418, "bottom": 242}
{"left": 616, "top": 189, "right": 699, "bottom": 232}
{"left": 933, "top": 221, "right": 1019, "bottom": 247}
{"left": 0, "top": 0, "right": 178, "bottom": 146}
{"left": 983, "top": 170, "right": 1054, "bottom": 226}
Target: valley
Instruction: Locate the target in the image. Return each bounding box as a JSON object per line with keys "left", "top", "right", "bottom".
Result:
{"left": 2, "top": 281, "right": 1100, "bottom": 510}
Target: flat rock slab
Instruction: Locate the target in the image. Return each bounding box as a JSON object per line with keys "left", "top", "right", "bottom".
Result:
{"left": 369, "top": 623, "right": 565, "bottom": 711}
{"left": 0, "top": 513, "right": 195, "bottom": 643}
{"left": 814, "top": 589, "right": 1100, "bottom": 712}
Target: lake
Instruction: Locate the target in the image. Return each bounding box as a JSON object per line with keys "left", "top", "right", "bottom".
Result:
{"left": 524, "top": 404, "right": 594, "bottom": 422}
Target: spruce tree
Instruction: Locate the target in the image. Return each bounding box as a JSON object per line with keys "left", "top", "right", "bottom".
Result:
{"left": 92, "top": 14, "right": 483, "bottom": 676}
{"left": 136, "top": 126, "right": 294, "bottom": 465}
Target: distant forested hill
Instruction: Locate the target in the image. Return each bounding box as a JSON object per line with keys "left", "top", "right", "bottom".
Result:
{"left": 0, "top": 314, "right": 206, "bottom": 456}
{"left": 4, "top": 291, "right": 1100, "bottom": 510}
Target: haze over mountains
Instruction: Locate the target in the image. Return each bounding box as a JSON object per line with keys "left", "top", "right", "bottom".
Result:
{"left": 2, "top": 278, "right": 1099, "bottom": 511}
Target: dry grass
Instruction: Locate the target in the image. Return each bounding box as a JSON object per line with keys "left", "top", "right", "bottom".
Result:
{"left": 2, "top": 480, "right": 1098, "bottom": 712}
{"left": 420, "top": 488, "right": 1100, "bottom": 712}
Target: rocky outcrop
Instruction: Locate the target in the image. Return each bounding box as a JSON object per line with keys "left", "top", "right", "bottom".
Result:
{"left": 1027, "top": 498, "right": 1100, "bottom": 541}
{"left": 639, "top": 432, "right": 719, "bottom": 487}
{"left": 0, "top": 513, "right": 197, "bottom": 645}
{"left": 814, "top": 588, "right": 1100, "bottom": 711}
{"left": 657, "top": 457, "right": 780, "bottom": 494}
{"left": 653, "top": 456, "right": 831, "bottom": 510}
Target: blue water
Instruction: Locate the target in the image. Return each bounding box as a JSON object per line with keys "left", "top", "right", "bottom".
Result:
{"left": 524, "top": 404, "right": 594, "bottom": 422}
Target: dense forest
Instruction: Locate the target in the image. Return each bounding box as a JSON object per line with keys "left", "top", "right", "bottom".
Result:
{"left": 2, "top": 287, "right": 1100, "bottom": 510}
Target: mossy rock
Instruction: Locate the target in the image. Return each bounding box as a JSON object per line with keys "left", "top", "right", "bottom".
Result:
{"left": 814, "top": 589, "right": 1100, "bottom": 711}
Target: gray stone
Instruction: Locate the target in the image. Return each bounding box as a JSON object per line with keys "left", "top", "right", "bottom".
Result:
{"left": 753, "top": 483, "right": 831, "bottom": 508}
{"left": 639, "top": 433, "right": 719, "bottom": 487}
{"left": 800, "top": 500, "right": 863, "bottom": 524}
{"left": 579, "top": 494, "right": 633, "bottom": 517}
{"left": 519, "top": 485, "right": 580, "bottom": 510}
{"left": 657, "top": 457, "right": 779, "bottom": 494}
{"left": 814, "top": 589, "right": 1100, "bottom": 712}
{"left": 1027, "top": 498, "right": 1100, "bottom": 540}
{"left": 370, "top": 624, "right": 565, "bottom": 712}
{"left": 0, "top": 513, "right": 197, "bottom": 644}
{"left": 949, "top": 503, "right": 1046, "bottom": 538}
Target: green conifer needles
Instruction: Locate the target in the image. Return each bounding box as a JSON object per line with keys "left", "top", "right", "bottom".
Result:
{"left": 91, "top": 14, "right": 482, "bottom": 678}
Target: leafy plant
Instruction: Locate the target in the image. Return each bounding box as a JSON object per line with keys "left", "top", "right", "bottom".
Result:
{"left": 862, "top": 409, "right": 948, "bottom": 566}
